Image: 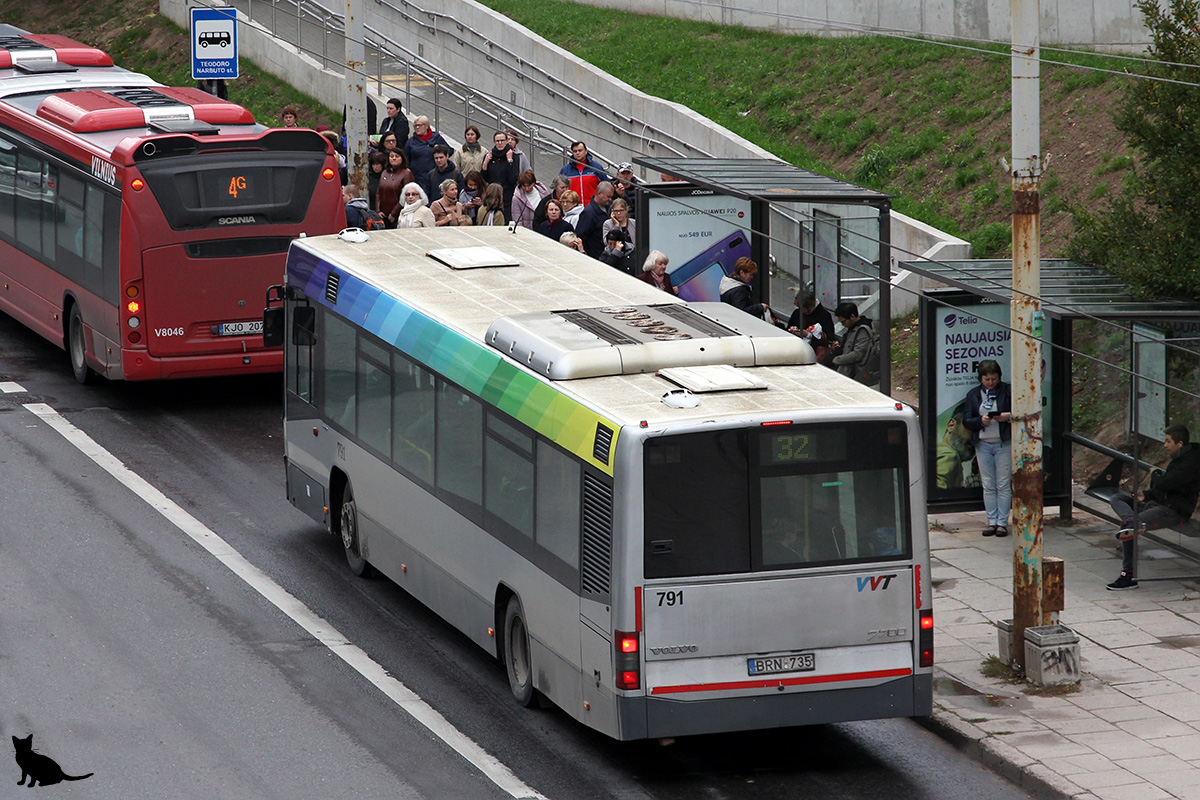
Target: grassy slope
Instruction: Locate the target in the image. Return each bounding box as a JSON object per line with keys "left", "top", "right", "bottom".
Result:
{"left": 479, "top": 0, "right": 1134, "bottom": 259}
{"left": 1, "top": 0, "right": 1135, "bottom": 257}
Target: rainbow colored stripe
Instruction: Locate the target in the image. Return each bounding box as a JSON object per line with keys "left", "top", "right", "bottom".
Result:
{"left": 290, "top": 248, "right": 618, "bottom": 475}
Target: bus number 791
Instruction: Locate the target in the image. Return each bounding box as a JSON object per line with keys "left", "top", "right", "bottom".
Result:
{"left": 657, "top": 590, "right": 684, "bottom": 607}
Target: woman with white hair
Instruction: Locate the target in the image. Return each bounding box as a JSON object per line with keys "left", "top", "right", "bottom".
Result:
{"left": 638, "top": 250, "right": 677, "bottom": 294}
{"left": 395, "top": 183, "right": 436, "bottom": 228}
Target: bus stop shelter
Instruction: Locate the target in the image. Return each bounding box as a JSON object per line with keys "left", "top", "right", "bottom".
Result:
{"left": 900, "top": 256, "right": 1200, "bottom": 525}
{"left": 634, "top": 157, "right": 895, "bottom": 388}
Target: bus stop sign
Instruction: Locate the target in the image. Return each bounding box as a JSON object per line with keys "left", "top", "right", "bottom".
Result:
{"left": 191, "top": 7, "right": 238, "bottom": 81}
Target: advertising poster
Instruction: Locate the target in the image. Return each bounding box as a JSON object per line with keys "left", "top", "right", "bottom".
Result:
{"left": 643, "top": 187, "right": 755, "bottom": 303}
{"left": 921, "top": 290, "right": 1068, "bottom": 510}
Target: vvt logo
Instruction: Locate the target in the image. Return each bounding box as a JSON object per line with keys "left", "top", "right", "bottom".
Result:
{"left": 857, "top": 574, "right": 897, "bottom": 591}
{"left": 943, "top": 313, "right": 958, "bottom": 329}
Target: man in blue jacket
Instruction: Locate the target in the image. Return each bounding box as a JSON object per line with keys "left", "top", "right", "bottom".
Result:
{"left": 559, "top": 141, "right": 609, "bottom": 206}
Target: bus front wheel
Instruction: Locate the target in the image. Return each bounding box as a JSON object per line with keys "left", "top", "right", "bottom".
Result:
{"left": 68, "top": 305, "right": 94, "bottom": 385}
{"left": 338, "top": 481, "right": 374, "bottom": 577}
{"left": 504, "top": 596, "right": 537, "bottom": 707}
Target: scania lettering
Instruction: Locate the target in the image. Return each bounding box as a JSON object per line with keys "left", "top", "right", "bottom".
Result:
{"left": 272, "top": 226, "right": 934, "bottom": 740}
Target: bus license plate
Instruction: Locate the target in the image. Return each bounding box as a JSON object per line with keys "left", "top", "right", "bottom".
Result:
{"left": 219, "top": 320, "right": 263, "bottom": 336}
{"left": 748, "top": 653, "right": 816, "bottom": 676}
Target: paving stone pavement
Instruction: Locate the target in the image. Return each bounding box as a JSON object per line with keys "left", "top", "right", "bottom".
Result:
{"left": 923, "top": 509, "right": 1200, "bottom": 800}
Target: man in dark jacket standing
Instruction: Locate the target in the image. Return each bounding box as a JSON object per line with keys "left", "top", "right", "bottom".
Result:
{"left": 427, "top": 145, "right": 464, "bottom": 204}
{"left": 830, "top": 302, "right": 874, "bottom": 379}
{"left": 1107, "top": 425, "right": 1200, "bottom": 590}
{"left": 575, "top": 181, "right": 615, "bottom": 259}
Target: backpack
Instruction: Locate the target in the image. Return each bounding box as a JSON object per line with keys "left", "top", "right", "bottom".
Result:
{"left": 853, "top": 327, "right": 881, "bottom": 385}
{"left": 360, "top": 209, "right": 388, "bottom": 231}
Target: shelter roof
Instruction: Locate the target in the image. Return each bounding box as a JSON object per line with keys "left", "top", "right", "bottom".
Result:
{"left": 634, "top": 157, "right": 892, "bottom": 205}
{"left": 899, "top": 258, "right": 1200, "bottom": 320}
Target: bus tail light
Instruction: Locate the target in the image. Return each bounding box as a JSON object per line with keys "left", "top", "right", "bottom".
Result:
{"left": 615, "top": 631, "right": 640, "bottom": 690}
{"left": 321, "top": 167, "right": 336, "bottom": 181}
{"left": 919, "top": 610, "right": 934, "bottom": 667}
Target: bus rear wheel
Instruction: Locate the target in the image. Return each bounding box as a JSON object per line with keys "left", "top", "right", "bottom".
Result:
{"left": 504, "top": 596, "right": 537, "bottom": 707}
{"left": 338, "top": 481, "right": 374, "bottom": 578}
{"left": 68, "top": 305, "right": 94, "bottom": 385}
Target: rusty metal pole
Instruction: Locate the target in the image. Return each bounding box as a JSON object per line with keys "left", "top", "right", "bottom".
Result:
{"left": 1009, "top": 0, "right": 1045, "bottom": 670}
{"left": 345, "top": 0, "right": 368, "bottom": 194}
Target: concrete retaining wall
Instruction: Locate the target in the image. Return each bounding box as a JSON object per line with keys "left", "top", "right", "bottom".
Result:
{"left": 569, "top": 0, "right": 1152, "bottom": 52}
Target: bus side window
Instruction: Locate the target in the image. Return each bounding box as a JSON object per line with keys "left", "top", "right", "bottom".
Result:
{"left": 0, "top": 138, "right": 15, "bottom": 240}
{"left": 40, "top": 162, "right": 56, "bottom": 260}
{"left": 435, "top": 382, "right": 483, "bottom": 518}
{"left": 536, "top": 440, "right": 581, "bottom": 567}
{"left": 485, "top": 414, "right": 534, "bottom": 540}
{"left": 14, "top": 150, "right": 42, "bottom": 255}
{"left": 392, "top": 356, "right": 435, "bottom": 486}
{"left": 321, "top": 310, "right": 358, "bottom": 435}
{"left": 287, "top": 306, "right": 314, "bottom": 404}
{"left": 357, "top": 336, "right": 392, "bottom": 460}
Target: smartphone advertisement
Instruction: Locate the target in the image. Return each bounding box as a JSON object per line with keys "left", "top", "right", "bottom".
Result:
{"left": 641, "top": 187, "right": 756, "bottom": 303}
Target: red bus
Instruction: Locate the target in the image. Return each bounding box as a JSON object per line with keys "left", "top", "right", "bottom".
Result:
{"left": 0, "top": 26, "right": 344, "bottom": 382}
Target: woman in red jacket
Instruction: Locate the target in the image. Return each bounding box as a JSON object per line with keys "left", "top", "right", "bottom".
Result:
{"left": 376, "top": 149, "right": 416, "bottom": 228}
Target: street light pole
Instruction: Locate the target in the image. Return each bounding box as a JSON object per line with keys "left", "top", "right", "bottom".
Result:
{"left": 345, "top": 0, "right": 368, "bottom": 193}
{"left": 1009, "top": 0, "right": 1045, "bottom": 671}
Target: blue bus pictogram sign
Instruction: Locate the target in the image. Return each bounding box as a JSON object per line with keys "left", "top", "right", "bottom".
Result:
{"left": 191, "top": 8, "right": 239, "bottom": 81}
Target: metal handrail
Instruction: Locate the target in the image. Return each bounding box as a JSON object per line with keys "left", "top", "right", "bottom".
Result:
{"left": 235, "top": 0, "right": 707, "bottom": 168}
{"left": 368, "top": 0, "right": 709, "bottom": 159}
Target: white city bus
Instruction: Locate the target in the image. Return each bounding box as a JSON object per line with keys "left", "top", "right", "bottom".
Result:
{"left": 268, "top": 226, "right": 933, "bottom": 740}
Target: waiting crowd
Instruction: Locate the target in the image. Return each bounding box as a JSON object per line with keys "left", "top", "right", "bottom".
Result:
{"left": 317, "top": 100, "right": 880, "bottom": 379}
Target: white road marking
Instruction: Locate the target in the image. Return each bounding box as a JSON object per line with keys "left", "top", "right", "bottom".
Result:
{"left": 23, "top": 402, "right": 546, "bottom": 800}
{"left": 1, "top": 381, "right": 26, "bottom": 393}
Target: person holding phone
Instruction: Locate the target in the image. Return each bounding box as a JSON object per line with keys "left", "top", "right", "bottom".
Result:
{"left": 719, "top": 257, "right": 772, "bottom": 322}
{"left": 963, "top": 360, "right": 1013, "bottom": 537}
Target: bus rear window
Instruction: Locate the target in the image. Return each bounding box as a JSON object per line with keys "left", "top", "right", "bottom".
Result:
{"left": 644, "top": 423, "right": 911, "bottom": 578}
{"left": 138, "top": 151, "right": 326, "bottom": 230}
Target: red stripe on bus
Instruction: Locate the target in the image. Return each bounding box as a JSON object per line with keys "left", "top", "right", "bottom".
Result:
{"left": 915, "top": 564, "right": 922, "bottom": 609}
{"left": 634, "top": 586, "right": 643, "bottom": 632}
{"left": 649, "top": 667, "right": 912, "bottom": 695}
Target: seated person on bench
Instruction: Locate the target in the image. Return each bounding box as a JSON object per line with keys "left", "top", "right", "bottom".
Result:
{"left": 1106, "top": 424, "right": 1200, "bottom": 591}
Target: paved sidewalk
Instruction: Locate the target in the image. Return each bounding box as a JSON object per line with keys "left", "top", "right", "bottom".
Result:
{"left": 926, "top": 509, "right": 1200, "bottom": 800}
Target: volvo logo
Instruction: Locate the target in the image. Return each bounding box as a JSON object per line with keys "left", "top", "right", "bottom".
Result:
{"left": 650, "top": 644, "right": 698, "bottom": 655}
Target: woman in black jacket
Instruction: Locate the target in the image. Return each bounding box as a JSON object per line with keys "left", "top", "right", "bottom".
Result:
{"left": 962, "top": 360, "right": 1013, "bottom": 537}
{"left": 482, "top": 131, "right": 520, "bottom": 220}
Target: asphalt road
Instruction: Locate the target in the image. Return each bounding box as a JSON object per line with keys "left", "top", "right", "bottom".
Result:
{"left": 0, "top": 313, "right": 1031, "bottom": 799}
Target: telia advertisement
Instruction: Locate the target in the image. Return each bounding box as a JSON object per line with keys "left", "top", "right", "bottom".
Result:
{"left": 922, "top": 291, "right": 1067, "bottom": 509}
{"left": 645, "top": 190, "right": 753, "bottom": 303}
